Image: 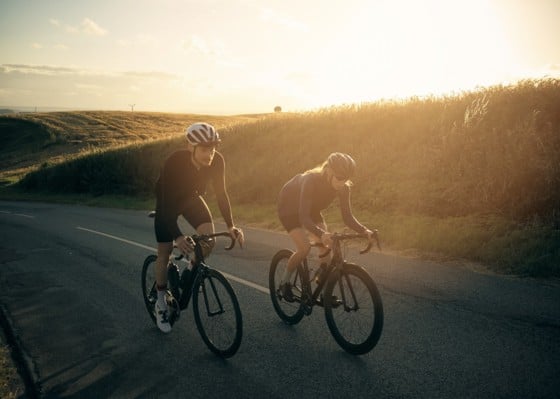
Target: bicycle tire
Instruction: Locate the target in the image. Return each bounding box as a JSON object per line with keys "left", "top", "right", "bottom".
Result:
{"left": 141, "top": 254, "right": 179, "bottom": 326}
{"left": 324, "top": 263, "right": 383, "bottom": 355}
{"left": 192, "top": 269, "right": 243, "bottom": 358}
{"left": 141, "top": 254, "right": 158, "bottom": 324}
{"left": 269, "top": 249, "right": 305, "bottom": 325}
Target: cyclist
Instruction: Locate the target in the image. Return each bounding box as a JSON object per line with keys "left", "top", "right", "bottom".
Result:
{"left": 153, "top": 122, "right": 244, "bottom": 333}
{"left": 277, "top": 152, "right": 375, "bottom": 300}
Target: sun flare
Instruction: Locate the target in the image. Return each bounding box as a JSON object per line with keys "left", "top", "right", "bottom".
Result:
{"left": 0, "top": 0, "right": 558, "bottom": 113}
{"left": 301, "top": 0, "right": 519, "bottom": 108}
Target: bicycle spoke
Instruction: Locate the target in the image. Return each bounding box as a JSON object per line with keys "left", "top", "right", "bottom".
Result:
{"left": 203, "top": 275, "right": 225, "bottom": 316}
{"left": 325, "top": 264, "right": 383, "bottom": 355}
{"left": 335, "top": 275, "right": 373, "bottom": 337}
{"left": 193, "top": 270, "right": 242, "bottom": 358}
{"left": 269, "top": 249, "right": 305, "bottom": 324}
{"left": 141, "top": 254, "right": 158, "bottom": 324}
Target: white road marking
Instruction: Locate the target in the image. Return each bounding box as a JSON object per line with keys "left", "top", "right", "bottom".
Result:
{"left": 0, "top": 210, "right": 35, "bottom": 218}
{"left": 14, "top": 213, "right": 35, "bottom": 218}
{"left": 76, "top": 226, "right": 269, "bottom": 294}
{"left": 77, "top": 226, "right": 155, "bottom": 251}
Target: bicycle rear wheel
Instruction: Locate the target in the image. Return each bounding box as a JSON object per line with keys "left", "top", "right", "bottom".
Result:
{"left": 324, "top": 263, "right": 383, "bottom": 355}
{"left": 269, "top": 249, "right": 305, "bottom": 325}
{"left": 141, "top": 255, "right": 158, "bottom": 324}
{"left": 141, "top": 255, "right": 179, "bottom": 326}
{"left": 192, "top": 269, "right": 243, "bottom": 358}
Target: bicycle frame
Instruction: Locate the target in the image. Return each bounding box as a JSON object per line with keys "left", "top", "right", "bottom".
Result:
{"left": 143, "top": 213, "right": 243, "bottom": 357}
{"left": 173, "top": 232, "right": 236, "bottom": 310}
{"left": 298, "top": 232, "right": 378, "bottom": 310}
{"left": 300, "top": 253, "right": 337, "bottom": 306}
{"left": 269, "top": 230, "right": 383, "bottom": 354}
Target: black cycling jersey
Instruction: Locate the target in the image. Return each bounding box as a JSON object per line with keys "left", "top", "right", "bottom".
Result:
{"left": 154, "top": 149, "right": 233, "bottom": 241}
{"left": 277, "top": 172, "right": 366, "bottom": 237}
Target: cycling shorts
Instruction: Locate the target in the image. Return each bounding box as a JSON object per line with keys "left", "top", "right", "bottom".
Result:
{"left": 154, "top": 196, "right": 212, "bottom": 243}
{"left": 278, "top": 211, "right": 324, "bottom": 234}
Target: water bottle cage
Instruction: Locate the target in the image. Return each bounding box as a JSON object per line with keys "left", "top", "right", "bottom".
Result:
{"left": 168, "top": 263, "right": 180, "bottom": 286}
{"left": 180, "top": 268, "right": 192, "bottom": 290}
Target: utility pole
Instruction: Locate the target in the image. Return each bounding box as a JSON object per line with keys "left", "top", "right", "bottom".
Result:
{"left": 129, "top": 104, "right": 135, "bottom": 112}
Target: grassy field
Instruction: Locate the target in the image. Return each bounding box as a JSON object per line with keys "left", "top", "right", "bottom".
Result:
{"left": 1, "top": 79, "right": 559, "bottom": 277}
{"left": 0, "top": 111, "right": 257, "bottom": 186}
{"left": 0, "top": 342, "right": 22, "bottom": 399}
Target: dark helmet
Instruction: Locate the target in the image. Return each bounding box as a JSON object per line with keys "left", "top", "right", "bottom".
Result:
{"left": 327, "top": 152, "right": 356, "bottom": 178}
{"left": 185, "top": 122, "right": 220, "bottom": 146}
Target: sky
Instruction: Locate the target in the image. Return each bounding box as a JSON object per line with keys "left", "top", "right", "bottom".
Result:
{"left": 1, "top": 0, "right": 559, "bottom": 114}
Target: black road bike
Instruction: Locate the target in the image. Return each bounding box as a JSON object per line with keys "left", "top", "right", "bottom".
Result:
{"left": 269, "top": 232, "right": 383, "bottom": 355}
{"left": 142, "top": 216, "right": 243, "bottom": 358}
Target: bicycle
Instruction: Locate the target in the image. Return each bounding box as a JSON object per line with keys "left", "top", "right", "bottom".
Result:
{"left": 141, "top": 215, "right": 243, "bottom": 358}
{"left": 269, "top": 231, "right": 383, "bottom": 355}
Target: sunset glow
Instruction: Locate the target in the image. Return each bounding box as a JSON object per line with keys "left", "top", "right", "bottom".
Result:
{"left": 1, "top": 0, "right": 559, "bottom": 114}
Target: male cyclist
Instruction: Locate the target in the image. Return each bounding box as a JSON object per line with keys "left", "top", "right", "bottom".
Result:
{"left": 277, "top": 152, "right": 376, "bottom": 300}
{"left": 153, "top": 122, "right": 244, "bottom": 333}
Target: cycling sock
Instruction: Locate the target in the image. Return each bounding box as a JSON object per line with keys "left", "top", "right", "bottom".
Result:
{"left": 157, "top": 286, "right": 167, "bottom": 304}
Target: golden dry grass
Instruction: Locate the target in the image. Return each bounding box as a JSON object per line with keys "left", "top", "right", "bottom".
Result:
{"left": 2, "top": 79, "right": 559, "bottom": 276}
{"left": 0, "top": 110, "right": 260, "bottom": 184}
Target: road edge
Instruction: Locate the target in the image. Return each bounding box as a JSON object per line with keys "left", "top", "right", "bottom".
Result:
{"left": 0, "top": 303, "right": 41, "bottom": 399}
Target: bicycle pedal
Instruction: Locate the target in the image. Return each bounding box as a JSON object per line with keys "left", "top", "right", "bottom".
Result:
{"left": 331, "top": 299, "right": 343, "bottom": 309}
{"left": 316, "top": 296, "right": 342, "bottom": 309}
{"left": 302, "top": 304, "right": 313, "bottom": 316}
{"left": 166, "top": 296, "right": 181, "bottom": 320}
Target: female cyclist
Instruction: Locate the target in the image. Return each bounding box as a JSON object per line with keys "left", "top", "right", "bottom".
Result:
{"left": 277, "top": 152, "right": 376, "bottom": 300}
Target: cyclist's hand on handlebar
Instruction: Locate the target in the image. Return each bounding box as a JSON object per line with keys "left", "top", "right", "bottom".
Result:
{"left": 320, "top": 231, "right": 333, "bottom": 248}
{"left": 229, "top": 226, "right": 244, "bottom": 248}
{"left": 364, "top": 228, "right": 381, "bottom": 251}
{"left": 175, "top": 235, "right": 195, "bottom": 255}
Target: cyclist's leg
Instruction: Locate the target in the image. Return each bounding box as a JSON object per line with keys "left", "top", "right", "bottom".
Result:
{"left": 153, "top": 210, "right": 174, "bottom": 295}
{"left": 182, "top": 195, "right": 215, "bottom": 260}
{"left": 314, "top": 221, "right": 331, "bottom": 265}
{"left": 195, "top": 221, "right": 215, "bottom": 259}
{"left": 282, "top": 228, "right": 310, "bottom": 284}
{"left": 282, "top": 218, "right": 330, "bottom": 282}
{"left": 156, "top": 242, "right": 173, "bottom": 289}
{"left": 153, "top": 211, "right": 175, "bottom": 332}
{"left": 153, "top": 242, "right": 173, "bottom": 332}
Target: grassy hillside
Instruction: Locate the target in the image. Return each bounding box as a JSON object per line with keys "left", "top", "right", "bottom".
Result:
{"left": 0, "top": 111, "right": 257, "bottom": 185}
{"left": 225, "top": 79, "right": 560, "bottom": 221}
{"left": 2, "top": 79, "right": 559, "bottom": 277}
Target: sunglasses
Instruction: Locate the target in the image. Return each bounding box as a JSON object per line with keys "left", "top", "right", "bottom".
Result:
{"left": 334, "top": 175, "right": 349, "bottom": 181}
{"left": 196, "top": 143, "right": 218, "bottom": 149}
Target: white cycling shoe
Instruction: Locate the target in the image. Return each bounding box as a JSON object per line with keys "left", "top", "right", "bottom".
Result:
{"left": 155, "top": 301, "right": 172, "bottom": 333}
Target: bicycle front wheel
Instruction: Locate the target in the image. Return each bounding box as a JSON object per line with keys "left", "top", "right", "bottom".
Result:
{"left": 192, "top": 269, "right": 243, "bottom": 358}
{"left": 324, "top": 263, "right": 384, "bottom": 355}
{"left": 269, "top": 249, "right": 305, "bottom": 325}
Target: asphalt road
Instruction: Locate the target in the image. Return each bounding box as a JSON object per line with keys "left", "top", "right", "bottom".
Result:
{"left": 1, "top": 200, "right": 559, "bottom": 399}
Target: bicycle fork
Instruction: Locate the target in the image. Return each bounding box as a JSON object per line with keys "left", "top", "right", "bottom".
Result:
{"left": 332, "top": 268, "right": 359, "bottom": 312}
{"left": 200, "top": 276, "right": 226, "bottom": 317}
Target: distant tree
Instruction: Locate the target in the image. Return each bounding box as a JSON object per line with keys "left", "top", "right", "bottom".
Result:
{"left": 274, "top": 106, "right": 282, "bottom": 113}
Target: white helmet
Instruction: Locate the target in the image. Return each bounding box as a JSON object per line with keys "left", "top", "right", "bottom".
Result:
{"left": 185, "top": 122, "right": 220, "bottom": 146}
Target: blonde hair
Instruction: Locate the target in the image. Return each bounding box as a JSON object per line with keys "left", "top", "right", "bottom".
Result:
{"left": 303, "top": 161, "right": 353, "bottom": 186}
{"left": 303, "top": 161, "right": 328, "bottom": 175}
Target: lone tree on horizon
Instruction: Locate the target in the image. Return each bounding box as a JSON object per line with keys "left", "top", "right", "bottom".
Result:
{"left": 274, "top": 105, "right": 282, "bottom": 113}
